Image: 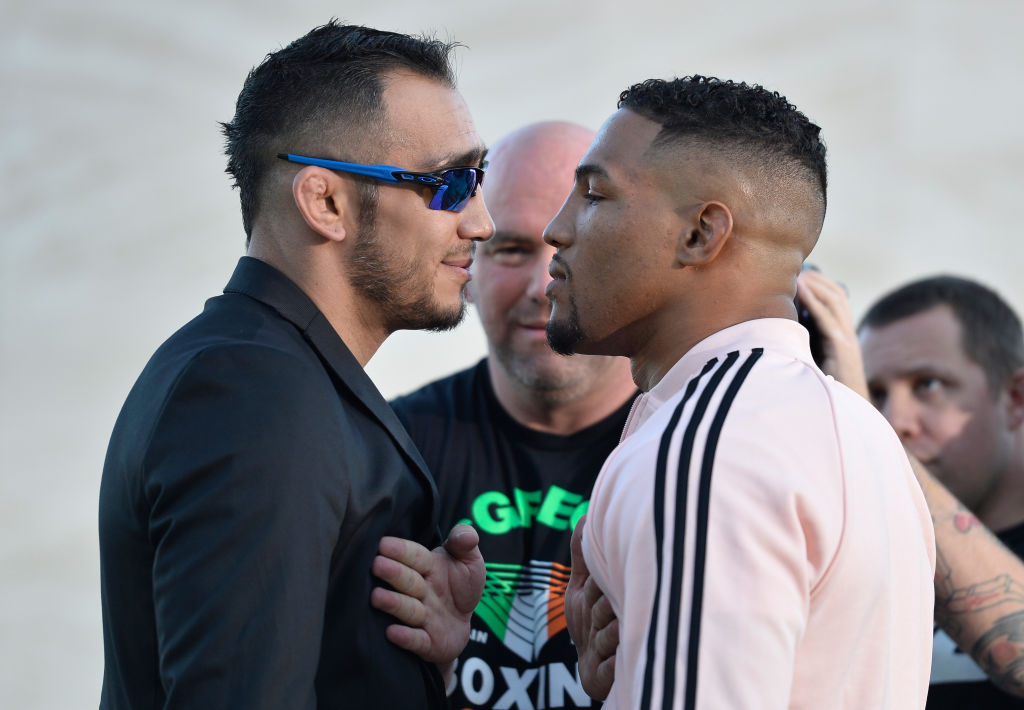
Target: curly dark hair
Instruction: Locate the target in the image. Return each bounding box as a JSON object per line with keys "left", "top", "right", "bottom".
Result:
{"left": 618, "top": 75, "right": 827, "bottom": 209}
{"left": 221, "top": 20, "right": 459, "bottom": 240}
{"left": 860, "top": 275, "right": 1024, "bottom": 390}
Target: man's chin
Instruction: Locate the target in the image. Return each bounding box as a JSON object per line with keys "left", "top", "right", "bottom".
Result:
{"left": 546, "top": 319, "right": 583, "bottom": 356}
{"left": 423, "top": 301, "right": 467, "bottom": 333}
{"left": 391, "top": 296, "right": 466, "bottom": 333}
{"left": 494, "top": 351, "right": 584, "bottom": 392}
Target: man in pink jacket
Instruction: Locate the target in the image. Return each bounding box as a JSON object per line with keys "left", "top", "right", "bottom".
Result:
{"left": 547, "top": 75, "right": 936, "bottom": 709}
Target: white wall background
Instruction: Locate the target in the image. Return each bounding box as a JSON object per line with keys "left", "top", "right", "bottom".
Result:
{"left": 3, "top": 0, "right": 1024, "bottom": 706}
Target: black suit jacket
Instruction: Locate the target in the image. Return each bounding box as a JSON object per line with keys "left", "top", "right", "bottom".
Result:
{"left": 99, "top": 257, "right": 447, "bottom": 709}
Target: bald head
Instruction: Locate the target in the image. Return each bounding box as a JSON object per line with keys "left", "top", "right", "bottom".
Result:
{"left": 484, "top": 121, "right": 595, "bottom": 225}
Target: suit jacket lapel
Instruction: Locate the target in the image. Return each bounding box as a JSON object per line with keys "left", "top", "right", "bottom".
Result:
{"left": 223, "top": 257, "right": 440, "bottom": 522}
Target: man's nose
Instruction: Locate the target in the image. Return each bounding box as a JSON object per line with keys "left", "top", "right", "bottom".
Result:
{"left": 883, "top": 388, "right": 923, "bottom": 444}
{"left": 459, "top": 191, "right": 495, "bottom": 242}
{"left": 543, "top": 202, "right": 573, "bottom": 250}
{"left": 528, "top": 249, "right": 555, "bottom": 302}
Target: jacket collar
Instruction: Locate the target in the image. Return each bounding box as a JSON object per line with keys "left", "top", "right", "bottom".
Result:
{"left": 223, "top": 256, "right": 440, "bottom": 526}
{"left": 625, "top": 318, "right": 811, "bottom": 437}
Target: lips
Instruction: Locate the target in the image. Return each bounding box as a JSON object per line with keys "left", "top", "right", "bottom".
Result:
{"left": 441, "top": 251, "right": 474, "bottom": 283}
{"left": 546, "top": 254, "right": 569, "bottom": 301}
{"left": 548, "top": 254, "right": 567, "bottom": 281}
{"left": 442, "top": 253, "right": 474, "bottom": 270}
{"left": 544, "top": 279, "right": 561, "bottom": 301}
{"left": 520, "top": 320, "right": 549, "bottom": 330}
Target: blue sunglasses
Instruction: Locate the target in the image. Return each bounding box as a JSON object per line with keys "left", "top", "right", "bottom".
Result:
{"left": 277, "top": 153, "right": 485, "bottom": 212}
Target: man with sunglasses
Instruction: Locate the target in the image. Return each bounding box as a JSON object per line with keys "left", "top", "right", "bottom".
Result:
{"left": 545, "top": 76, "right": 935, "bottom": 708}
{"left": 98, "top": 21, "right": 491, "bottom": 710}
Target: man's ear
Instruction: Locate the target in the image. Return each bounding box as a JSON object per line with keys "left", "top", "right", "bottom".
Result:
{"left": 291, "top": 167, "right": 356, "bottom": 243}
{"left": 1004, "top": 367, "right": 1024, "bottom": 430}
{"left": 676, "top": 201, "right": 732, "bottom": 267}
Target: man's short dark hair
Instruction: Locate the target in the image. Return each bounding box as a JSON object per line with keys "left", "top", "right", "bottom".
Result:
{"left": 860, "top": 275, "right": 1024, "bottom": 389}
{"left": 617, "top": 75, "right": 828, "bottom": 210}
{"left": 221, "top": 20, "right": 458, "bottom": 239}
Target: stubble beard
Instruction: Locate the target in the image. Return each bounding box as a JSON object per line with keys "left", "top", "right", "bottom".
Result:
{"left": 346, "top": 188, "right": 465, "bottom": 333}
{"left": 493, "top": 339, "right": 575, "bottom": 393}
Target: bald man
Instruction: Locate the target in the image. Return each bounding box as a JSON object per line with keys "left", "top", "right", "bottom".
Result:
{"left": 387, "top": 122, "right": 638, "bottom": 709}
{"left": 548, "top": 77, "right": 936, "bottom": 708}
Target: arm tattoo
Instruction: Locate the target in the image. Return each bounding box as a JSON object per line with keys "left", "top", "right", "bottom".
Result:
{"left": 933, "top": 503, "right": 1014, "bottom": 635}
{"left": 929, "top": 494, "right": 1024, "bottom": 696}
{"left": 932, "top": 547, "right": 960, "bottom": 637}
{"left": 954, "top": 510, "right": 980, "bottom": 533}
{"left": 950, "top": 501, "right": 1000, "bottom": 544}
{"left": 971, "top": 609, "right": 1024, "bottom": 697}
{"left": 944, "top": 575, "right": 1024, "bottom": 615}
{"left": 936, "top": 573, "right": 1024, "bottom": 675}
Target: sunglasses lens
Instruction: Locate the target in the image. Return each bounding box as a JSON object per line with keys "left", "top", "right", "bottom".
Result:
{"left": 429, "top": 169, "right": 479, "bottom": 212}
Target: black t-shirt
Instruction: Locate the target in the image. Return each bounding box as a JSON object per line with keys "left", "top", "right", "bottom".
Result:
{"left": 926, "top": 520, "right": 1024, "bottom": 709}
{"left": 391, "top": 360, "right": 636, "bottom": 710}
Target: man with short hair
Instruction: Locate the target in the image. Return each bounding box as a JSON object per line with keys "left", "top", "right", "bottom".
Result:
{"left": 550, "top": 76, "right": 935, "bottom": 708}
{"left": 858, "top": 275, "right": 1024, "bottom": 707}
{"left": 98, "top": 22, "right": 490, "bottom": 709}
{"left": 389, "top": 121, "right": 638, "bottom": 709}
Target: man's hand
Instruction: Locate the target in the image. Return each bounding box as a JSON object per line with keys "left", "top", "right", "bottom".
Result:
{"left": 566, "top": 514, "right": 619, "bottom": 701}
{"left": 796, "top": 269, "right": 870, "bottom": 398}
{"left": 370, "top": 524, "right": 485, "bottom": 674}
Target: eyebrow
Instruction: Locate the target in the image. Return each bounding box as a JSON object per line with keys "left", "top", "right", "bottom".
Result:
{"left": 575, "top": 163, "right": 610, "bottom": 183}
{"left": 867, "top": 363, "right": 953, "bottom": 383}
{"left": 485, "top": 231, "right": 536, "bottom": 247}
{"left": 425, "top": 146, "right": 489, "bottom": 172}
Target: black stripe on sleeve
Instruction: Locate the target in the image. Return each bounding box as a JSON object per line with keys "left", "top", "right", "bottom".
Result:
{"left": 683, "top": 348, "right": 763, "bottom": 710}
{"left": 640, "top": 357, "right": 718, "bottom": 710}
{"left": 642, "top": 352, "right": 737, "bottom": 709}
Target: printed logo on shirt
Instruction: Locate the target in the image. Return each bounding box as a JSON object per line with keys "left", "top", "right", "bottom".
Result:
{"left": 456, "top": 485, "right": 589, "bottom": 663}
{"left": 457, "top": 484, "right": 589, "bottom": 535}
{"left": 475, "top": 560, "right": 570, "bottom": 662}
{"left": 453, "top": 656, "right": 592, "bottom": 709}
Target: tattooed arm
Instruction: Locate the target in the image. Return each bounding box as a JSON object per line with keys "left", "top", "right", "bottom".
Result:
{"left": 911, "top": 459, "right": 1024, "bottom": 697}
{"left": 798, "top": 268, "right": 1024, "bottom": 697}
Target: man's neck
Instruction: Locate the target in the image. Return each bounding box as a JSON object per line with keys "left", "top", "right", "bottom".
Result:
{"left": 627, "top": 295, "right": 797, "bottom": 391}
{"left": 627, "top": 317, "right": 720, "bottom": 392}
{"left": 487, "top": 357, "right": 637, "bottom": 436}
{"left": 247, "top": 241, "right": 388, "bottom": 367}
